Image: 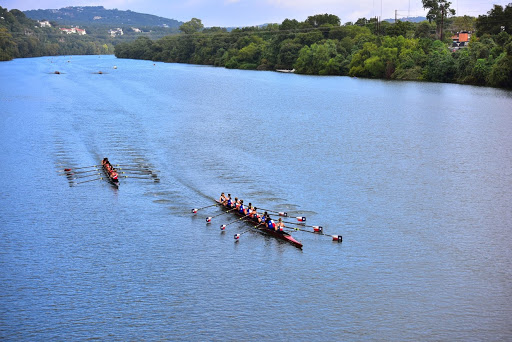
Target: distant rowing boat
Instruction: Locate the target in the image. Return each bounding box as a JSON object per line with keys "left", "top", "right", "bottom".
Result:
{"left": 217, "top": 200, "right": 303, "bottom": 249}
{"left": 101, "top": 161, "right": 119, "bottom": 188}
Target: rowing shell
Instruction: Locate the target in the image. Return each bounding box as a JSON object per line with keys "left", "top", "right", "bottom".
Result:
{"left": 101, "top": 163, "right": 119, "bottom": 188}
{"left": 217, "top": 200, "right": 303, "bottom": 249}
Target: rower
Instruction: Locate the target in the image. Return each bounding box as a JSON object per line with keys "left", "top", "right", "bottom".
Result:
{"left": 239, "top": 200, "right": 245, "bottom": 215}
{"left": 235, "top": 198, "right": 240, "bottom": 210}
{"left": 248, "top": 205, "right": 256, "bottom": 218}
{"left": 223, "top": 193, "right": 231, "bottom": 206}
{"left": 266, "top": 215, "right": 275, "bottom": 230}
{"left": 276, "top": 218, "right": 285, "bottom": 232}
{"left": 259, "top": 211, "right": 268, "bottom": 224}
{"left": 226, "top": 194, "right": 233, "bottom": 208}
{"left": 246, "top": 203, "right": 253, "bottom": 216}
{"left": 219, "top": 192, "right": 226, "bottom": 203}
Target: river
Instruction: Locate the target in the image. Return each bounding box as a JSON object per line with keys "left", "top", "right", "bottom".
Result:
{"left": 1, "top": 55, "right": 511, "bottom": 341}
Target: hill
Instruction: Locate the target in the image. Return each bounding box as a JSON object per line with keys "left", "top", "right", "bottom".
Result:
{"left": 24, "top": 6, "right": 183, "bottom": 28}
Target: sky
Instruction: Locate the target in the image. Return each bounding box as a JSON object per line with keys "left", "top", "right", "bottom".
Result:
{"left": 2, "top": 0, "right": 506, "bottom": 27}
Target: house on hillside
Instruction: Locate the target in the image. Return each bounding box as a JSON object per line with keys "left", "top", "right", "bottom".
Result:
{"left": 59, "top": 26, "right": 87, "bottom": 35}
{"left": 38, "top": 20, "right": 51, "bottom": 27}
{"left": 109, "top": 28, "right": 124, "bottom": 37}
{"left": 451, "top": 31, "right": 471, "bottom": 51}
{"left": 60, "top": 28, "right": 73, "bottom": 34}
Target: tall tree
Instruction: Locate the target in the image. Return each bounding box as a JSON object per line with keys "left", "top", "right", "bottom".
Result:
{"left": 476, "top": 4, "right": 512, "bottom": 36}
{"left": 305, "top": 14, "right": 341, "bottom": 28}
{"left": 179, "top": 18, "right": 204, "bottom": 34}
{"left": 422, "top": 0, "right": 455, "bottom": 40}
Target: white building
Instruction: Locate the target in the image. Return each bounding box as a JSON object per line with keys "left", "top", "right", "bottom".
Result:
{"left": 109, "top": 28, "right": 124, "bottom": 37}
{"left": 59, "top": 26, "right": 87, "bottom": 35}
{"left": 39, "top": 20, "right": 52, "bottom": 27}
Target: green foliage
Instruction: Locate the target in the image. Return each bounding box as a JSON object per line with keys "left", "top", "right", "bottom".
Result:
{"left": 180, "top": 18, "right": 204, "bottom": 34}
{"left": 452, "top": 15, "right": 476, "bottom": 32}
{"left": 305, "top": 14, "right": 341, "bottom": 28}
{"left": 488, "top": 53, "right": 512, "bottom": 87}
{"left": 23, "top": 6, "right": 182, "bottom": 28}
{"left": 424, "top": 41, "right": 456, "bottom": 81}
{"left": 108, "top": 6, "right": 511, "bottom": 89}
{"left": 0, "top": 6, "right": 115, "bottom": 61}
{"left": 295, "top": 40, "right": 344, "bottom": 75}
{"left": 422, "top": 0, "right": 456, "bottom": 40}
{"left": 476, "top": 4, "right": 512, "bottom": 36}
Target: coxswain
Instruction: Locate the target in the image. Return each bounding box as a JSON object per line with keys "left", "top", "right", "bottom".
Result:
{"left": 276, "top": 218, "right": 285, "bottom": 232}
{"left": 219, "top": 192, "right": 226, "bottom": 203}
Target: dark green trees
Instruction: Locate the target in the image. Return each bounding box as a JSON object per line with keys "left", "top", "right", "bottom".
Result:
{"left": 179, "top": 18, "right": 204, "bottom": 34}
{"left": 113, "top": 8, "right": 511, "bottom": 89}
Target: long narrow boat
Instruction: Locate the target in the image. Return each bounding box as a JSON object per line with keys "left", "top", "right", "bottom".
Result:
{"left": 101, "top": 161, "right": 120, "bottom": 188}
{"left": 217, "top": 200, "right": 303, "bottom": 249}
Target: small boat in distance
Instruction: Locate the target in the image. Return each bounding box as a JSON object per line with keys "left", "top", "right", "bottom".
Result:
{"left": 276, "top": 68, "right": 295, "bottom": 73}
{"left": 101, "top": 158, "right": 119, "bottom": 188}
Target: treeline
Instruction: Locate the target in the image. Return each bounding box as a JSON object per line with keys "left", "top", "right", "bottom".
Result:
{"left": 115, "top": 8, "right": 512, "bottom": 88}
{"left": 0, "top": 6, "right": 114, "bottom": 61}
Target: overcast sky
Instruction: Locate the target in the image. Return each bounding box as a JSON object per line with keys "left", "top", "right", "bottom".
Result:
{"left": 2, "top": 0, "right": 506, "bottom": 27}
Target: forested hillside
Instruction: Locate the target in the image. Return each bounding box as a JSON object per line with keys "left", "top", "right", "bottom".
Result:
{"left": 24, "top": 6, "right": 182, "bottom": 28}
{"left": 0, "top": 6, "right": 114, "bottom": 60}
{"left": 115, "top": 7, "right": 512, "bottom": 88}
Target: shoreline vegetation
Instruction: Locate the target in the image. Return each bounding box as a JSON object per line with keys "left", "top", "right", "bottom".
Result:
{"left": 2, "top": 4, "right": 511, "bottom": 88}
{"left": 114, "top": 8, "right": 512, "bottom": 89}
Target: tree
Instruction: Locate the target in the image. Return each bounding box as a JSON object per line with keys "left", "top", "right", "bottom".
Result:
{"left": 305, "top": 14, "right": 340, "bottom": 28}
{"left": 476, "top": 4, "right": 512, "bottom": 36}
{"left": 179, "top": 18, "right": 204, "bottom": 34}
{"left": 424, "top": 40, "right": 456, "bottom": 82}
{"left": 415, "top": 21, "right": 434, "bottom": 39}
{"left": 452, "top": 15, "right": 476, "bottom": 32}
{"left": 280, "top": 19, "right": 300, "bottom": 31}
{"left": 422, "top": 0, "right": 456, "bottom": 40}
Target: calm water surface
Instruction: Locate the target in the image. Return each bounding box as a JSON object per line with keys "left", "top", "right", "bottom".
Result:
{"left": 1, "top": 55, "right": 511, "bottom": 341}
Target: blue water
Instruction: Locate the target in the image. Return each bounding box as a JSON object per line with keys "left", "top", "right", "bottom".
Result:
{"left": 1, "top": 55, "right": 511, "bottom": 341}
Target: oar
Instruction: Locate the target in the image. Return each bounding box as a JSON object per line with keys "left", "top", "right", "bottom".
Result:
{"left": 191, "top": 203, "right": 219, "bottom": 214}
{"left": 75, "top": 177, "right": 104, "bottom": 185}
{"left": 116, "top": 167, "right": 156, "bottom": 173}
{"left": 73, "top": 172, "right": 102, "bottom": 180}
{"left": 58, "top": 166, "right": 99, "bottom": 173}
{"left": 205, "top": 207, "right": 237, "bottom": 221}
{"left": 120, "top": 175, "right": 160, "bottom": 182}
{"left": 59, "top": 168, "right": 100, "bottom": 176}
{"left": 219, "top": 213, "right": 251, "bottom": 229}
{"left": 257, "top": 207, "right": 289, "bottom": 217}
{"left": 234, "top": 222, "right": 265, "bottom": 240}
{"left": 280, "top": 219, "right": 320, "bottom": 229}
{"left": 118, "top": 171, "right": 155, "bottom": 176}
{"left": 258, "top": 207, "right": 306, "bottom": 221}
{"left": 284, "top": 227, "right": 342, "bottom": 242}
{"left": 112, "top": 164, "right": 158, "bottom": 171}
